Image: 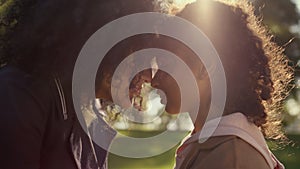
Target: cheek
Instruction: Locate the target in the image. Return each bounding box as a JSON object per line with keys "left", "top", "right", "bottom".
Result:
{"left": 151, "top": 71, "right": 182, "bottom": 114}
{"left": 198, "top": 78, "right": 211, "bottom": 104}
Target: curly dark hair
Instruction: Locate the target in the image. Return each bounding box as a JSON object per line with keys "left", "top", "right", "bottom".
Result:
{"left": 0, "top": 0, "right": 154, "bottom": 76}
{"left": 154, "top": 0, "right": 293, "bottom": 140}
{"left": 0, "top": 0, "right": 293, "bottom": 140}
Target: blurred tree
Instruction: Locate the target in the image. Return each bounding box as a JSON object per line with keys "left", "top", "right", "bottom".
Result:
{"left": 253, "top": 0, "right": 300, "bottom": 130}
{"left": 0, "top": 0, "right": 17, "bottom": 66}
{"left": 253, "top": 0, "right": 300, "bottom": 69}
{"left": 0, "top": 0, "right": 35, "bottom": 67}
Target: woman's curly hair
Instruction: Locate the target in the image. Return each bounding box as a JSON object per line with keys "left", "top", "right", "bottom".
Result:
{"left": 154, "top": 0, "right": 294, "bottom": 140}
{"left": 0, "top": 0, "right": 294, "bottom": 140}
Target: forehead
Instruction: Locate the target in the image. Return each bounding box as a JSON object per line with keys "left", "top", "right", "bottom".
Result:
{"left": 99, "top": 34, "right": 205, "bottom": 76}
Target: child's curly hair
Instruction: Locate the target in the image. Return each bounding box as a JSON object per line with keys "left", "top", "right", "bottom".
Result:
{"left": 154, "top": 0, "right": 294, "bottom": 140}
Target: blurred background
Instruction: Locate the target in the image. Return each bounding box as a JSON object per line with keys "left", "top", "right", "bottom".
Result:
{"left": 1, "top": 0, "right": 300, "bottom": 168}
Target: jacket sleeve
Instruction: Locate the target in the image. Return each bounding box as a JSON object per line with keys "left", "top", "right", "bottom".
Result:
{"left": 0, "top": 80, "right": 48, "bottom": 169}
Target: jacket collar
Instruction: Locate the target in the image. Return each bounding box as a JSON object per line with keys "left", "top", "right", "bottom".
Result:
{"left": 181, "top": 112, "right": 284, "bottom": 169}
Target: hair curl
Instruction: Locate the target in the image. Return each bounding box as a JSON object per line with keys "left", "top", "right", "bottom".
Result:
{"left": 0, "top": 0, "right": 294, "bottom": 140}
{"left": 154, "top": 0, "right": 294, "bottom": 140}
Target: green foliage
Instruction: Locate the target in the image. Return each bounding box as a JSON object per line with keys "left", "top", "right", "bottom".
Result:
{"left": 253, "top": 0, "right": 300, "bottom": 62}
{"left": 108, "top": 130, "right": 189, "bottom": 169}
{"left": 269, "top": 134, "right": 300, "bottom": 169}
{"left": 0, "top": 0, "right": 19, "bottom": 66}
{"left": 0, "top": 0, "right": 36, "bottom": 66}
{"left": 254, "top": 0, "right": 299, "bottom": 25}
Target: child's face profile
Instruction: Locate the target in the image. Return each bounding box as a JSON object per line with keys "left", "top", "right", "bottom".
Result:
{"left": 128, "top": 51, "right": 211, "bottom": 121}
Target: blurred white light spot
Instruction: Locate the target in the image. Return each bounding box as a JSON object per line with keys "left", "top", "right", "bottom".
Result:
{"left": 286, "top": 98, "right": 300, "bottom": 116}
{"left": 167, "top": 112, "right": 194, "bottom": 131}
{"left": 297, "top": 60, "right": 300, "bottom": 67}
{"left": 295, "top": 77, "right": 300, "bottom": 88}
{"left": 114, "top": 121, "right": 129, "bottom": 130}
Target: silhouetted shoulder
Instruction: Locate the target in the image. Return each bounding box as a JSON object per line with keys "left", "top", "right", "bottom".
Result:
{"left": 178, "top": 135, "right": 270, "bottom": 169}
